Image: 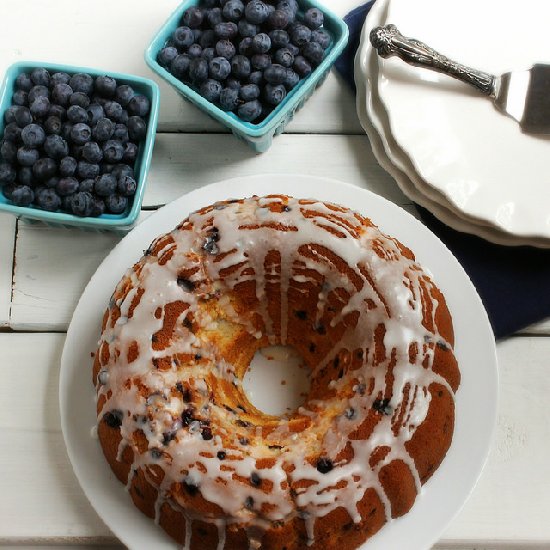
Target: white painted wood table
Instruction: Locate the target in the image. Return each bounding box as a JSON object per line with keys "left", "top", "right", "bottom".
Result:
{"left": 1, "top": 1, "right": 550, "bottom": 549}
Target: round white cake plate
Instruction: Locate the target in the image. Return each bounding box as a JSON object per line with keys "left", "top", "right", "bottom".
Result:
{"left": 376, "top": 0, "right": 550, "bottom": 241}
{"left": 60, "top": 174, "right": 498, "bottom": 550}
{"left": 355, "top": 0, "right": 550, "bottom": 248}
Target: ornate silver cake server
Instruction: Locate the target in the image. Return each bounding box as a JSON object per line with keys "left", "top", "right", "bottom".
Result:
{"left": 370, "top": 24, "right": 550, "bottom": 135}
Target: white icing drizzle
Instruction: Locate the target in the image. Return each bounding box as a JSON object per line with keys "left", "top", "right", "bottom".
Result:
{"left": 94, "top": 196, "right": 458, "bottom": 549}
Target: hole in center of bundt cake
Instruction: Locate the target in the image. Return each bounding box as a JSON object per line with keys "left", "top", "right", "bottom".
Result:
{"left": 242, "top": 345, "right": 310, "bottom": 416}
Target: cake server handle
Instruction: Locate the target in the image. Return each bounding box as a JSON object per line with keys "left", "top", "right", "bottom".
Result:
{"left": 370, "top": 24, "right": 496, "bottom": 96}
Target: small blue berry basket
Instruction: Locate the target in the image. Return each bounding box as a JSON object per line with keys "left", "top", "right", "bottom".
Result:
{"left": 0, "top": 61, "right": 159, "bottom": 230}
{"left": 145, "top": 0, "right": 348, "bottom": 153}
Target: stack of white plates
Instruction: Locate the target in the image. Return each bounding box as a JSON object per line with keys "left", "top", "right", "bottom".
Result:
{"left": 355, "top": 0, "right": 550, "bottom": 247}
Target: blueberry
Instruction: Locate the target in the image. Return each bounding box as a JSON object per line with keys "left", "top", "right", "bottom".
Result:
{"left": 111, "top": 164, "right": 134, "bottom": 180}
{"left": 50, "top": 72, "right": 71, "bottom": 87}
{"left": 104, "top": 100, "right": 124, "bottom": 121}
{"left": 268, "top": 9, "right": 289, "bottom": 29}
{"left": 248, "top": 70, "right": 263, "bottom": 86}
{"left": 59, "top": 156, "right": 78, "bottom": 177}
{"left": 44, "top": 135, "right": 69, "bottom": 159}
{"left": 61, "top": 122, "right": 73, "bottom": 141}
{"left": 71, "top": 145, "right": 84, "bottom": 160}
{"left": 287, "top": 43, "right": 301, "bottom": 58}
{"left": 16, "top": 73, "right": 33, "bottom": 92}
{"left": 4, "top": 106, "right": 19, "bottom": 124}
{"left": 105, "top": 194, "right": 128, "bottom": 214}
{"left": 32, "top": 157, "right": 57, "bottom": 180}
{"left": 48, "top": 104, "right": 66, "bottom": 121}
{"left": 188, "top": 43, "right": 203, "bottom": 58}
{"left": 316, "top": 457, "right": 333, "bottom": 474}
{"left": 102, "top": 140, "right": 124, "bottom": 163}
{"left": 238, "top": 37, "right": 254, "bottom": 57}
{"left": 311, "top": 29, "right": 332, "bottom": 49}
{"left": 238, "top": 20, "right": 258, "bottom": 38}
{"left": 127, "top": 117, "right": 147, "bottom": 142}
{"left": 81, "top": 141, "right": 102, "bottom": 164}
{"left": 293, "top": 55, "right": 312, "bottom": 77}
{"left": 222, "top": 0, "right": 244, "bottom": 21}
{"left": 304, "top": 7, "right": 323, "bottom": 30}
{"left": 290, "top": 24, "right": 312, "bottom": 47}
{"left": 213, "top": 22, "right": 237, "bottom": 41}
{"left": 189, "top": 58, "right": 209, "bottom": 83}
{"left": 239, "top": 83, "right": 260, "bottom": 101}
{"left": 254, "top": 34, "right": 272, "bottom": 55}
{"left": 225, "top": 77, "right": 241, "bottom": 90}
{"left": 231, "top": 55, "right": 251, "bottom": 79}
{"left": 200, "top": 79, "right": 223, "bottom": 103}
{"left": 157, "top": 46, "right": 178, "bottom": 68}
{"left": 202, "top": 47, "right": 215, "bottom": 62}
{"left": 264, "top": 64, "right": 287, "bottom": 84}
{"left": 70, "top": 123, "right": 92, "bottom": 145}
{"left": 4, "top": 122, "right": 22, "bottom": 143}
{"left": 1, "top": 183, "right": 15, "bottom": 200}
{"left": 209, "top": 57, "right": 231, "bottom": 80}
{"left": 69, "top": 92, "right": 90, "bottom": 109}
{"left": 115, "top": 85, "right": 135, "bottom": 107}
{"left": 67, "top": 105, "right": 89, "bottom": 123}
{"left": 44, "top": 116, "right": 62, "bottom": 135}
{"left": 122, "top": 142, "right": 138, "bottom": 164}
{"left": 302, "top": 41, "right": 325, "bottom": 66}
{"left": 264, "top": 83, "right": 286, "bottom": 105}
{"left": 93, "top": 118, "right": 115, "bottom": 141}
{"left": 182, "top": 6, "right": 204, "bottom": 28}
{"left": 21, "top": 124, "right": 46, "bottom": 147}
{"left": 283, "top": 68, "right": 300, "bottom": 89}
{"left": 117, "top": 175, "right": 137, "bottom": 196}
{"left": 90, "top": 196, "right": 106, "bottom": 217}
{"left": 77, "top": 160, "right": 100, "bottom": 179}
{"left": 35, "top": 187, "right": 61, "bottom": 211}
{"left": 79, "top": 178, "right": 94, "bottom": 193}
{"left": 0, "top": 140, "right": 17, "bottom": 163}
{"left": 31, "top": 67, "right": 50, "bottom": 87}
{"left": 86, "top": 103, "right": 104, "bottom": 126}
{"left": 127, "top": 95, "right": 150, "bottom": 117}
{"left": 30, "top": 96, "right": 50, "bottom": 118}
{"left": 18, "top": 166, "right": 35, "bottom": 186}
{"left": 277, "top": 0, "right": 298, "bottom": 18}
{"left": 17, "top": 146, "right": 39, "bottom": 166}
{"left": 94, "top": 173, "right": 117, "bottom": 196}
{"left": 13, "top": 90, "right": 28, "bottom": 106}
{"left": 44, "top": 176, "right": 59, "bottom": 189}
{"left": 237, "top": 99, "right": 262, "bottom": 122}
{"left": 274, "top": 47, "right": 294, "bottom": 68}
{"left": 219, "top": 87, "right": 239, "bottom": 111}
{"left": 206, "top": 7, "right": 223, "bottom": 27}
{"left": 94, "top": 75, "right": 117, "bottom": 98}
{"left": 251, "top": 54, "right": 271, "bottom": 70}
{"left": 56, "top": 176, "right": 79, "bottom": 196}
{"left": 171, "top": 54, "right": 191, "bottom": 79}
{"left": 28, "top": 85, "right": 49, "bottom": 105}
{"left": 14, "top": 107, "right": 33, "bottom": 128}
{"left": 173, "top": 26, "right": 195, "bottom": 49}
{"left": 11, "top": 184, "right": 34, "bottom": 206}
{"left": 70, "top": 191, "right": 94, "bottom": 217}
{"left": 120, "top": 109, "right": 129, "bottom": 125}
{"left": 245, "top": 0, "right": 269, "bottom": 24}
{"left": 200, "top": 30, "right": 216, "bottom": 48}
{"left": 69, "top": 73, "right": 93, "bottom": 95}
{"left": 193, "top": 29, "right": 203, "bottom": 43}
{"left": 0, "top": 163, "right": 16, "bottom": 184}
{"left": 112, "top": 123, "right": 129, "bottom": 143}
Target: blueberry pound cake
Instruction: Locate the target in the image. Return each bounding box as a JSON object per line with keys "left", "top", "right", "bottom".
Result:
{"left": 93, "top": 195, "right": 460, "bottom": 549}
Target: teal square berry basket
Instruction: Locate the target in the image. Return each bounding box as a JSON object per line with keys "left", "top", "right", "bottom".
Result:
{"left": 0, "top": 61, "right": 159, "bottom": 230}
{"left": 145, "top": 0, "right": 348, "bottom": 153}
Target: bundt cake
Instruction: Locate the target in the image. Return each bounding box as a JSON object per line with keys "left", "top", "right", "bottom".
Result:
{"left": 93, "top": 194, "right": 460, "bottom": 549}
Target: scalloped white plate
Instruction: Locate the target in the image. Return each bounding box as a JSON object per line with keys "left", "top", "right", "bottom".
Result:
{"left": 376, "top": 0, "right": 550, "bottom": 240}
{"left": 60, "top": 174, "right": 498, "bottom": 550}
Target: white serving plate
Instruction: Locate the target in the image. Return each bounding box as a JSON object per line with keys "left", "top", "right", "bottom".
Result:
{"left": 60, "top": 174, "right": 498, "bottom": 550}
{"left": 376, "top": 0, "right": 550, "bottom": 240}
{"left": 355, "top": 0, "right": 550, "bottom": 248}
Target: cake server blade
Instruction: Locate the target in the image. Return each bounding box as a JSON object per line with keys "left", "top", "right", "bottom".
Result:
{"left": 370, "top": 24, "right": 550, "bottom": 135}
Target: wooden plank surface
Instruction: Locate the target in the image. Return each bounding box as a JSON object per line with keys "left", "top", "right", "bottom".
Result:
{"left": 0, "top": 213, "right": 16, "bottom": 327}
{"left": 1, "top": 333, "right": 549, "bottom": 546}
{"left": 0, "top": 0, "right": 363, "bottom": 136}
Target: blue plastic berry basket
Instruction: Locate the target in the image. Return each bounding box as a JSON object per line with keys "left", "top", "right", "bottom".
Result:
{"left": 145, "top": 0, "right": 348, "bottom": 153}
{"left": 0, "top": 61, "right": 159, "bottom": 230}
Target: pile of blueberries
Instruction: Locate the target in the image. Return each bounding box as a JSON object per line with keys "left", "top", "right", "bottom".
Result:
{"left": 0, "top": 67, "right": 151, "bottom": 217}
{"left": 156, "top": 0, "right": 332, "bottom": 123}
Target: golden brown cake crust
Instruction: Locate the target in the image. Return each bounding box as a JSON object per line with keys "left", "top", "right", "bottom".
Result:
{"left": 93, "top": 195, "right": 460, "bottom": 549}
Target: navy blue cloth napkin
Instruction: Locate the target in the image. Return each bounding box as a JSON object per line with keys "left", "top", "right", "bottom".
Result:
{"left": 334, "top": 1, "right": 550, "bottom": 339}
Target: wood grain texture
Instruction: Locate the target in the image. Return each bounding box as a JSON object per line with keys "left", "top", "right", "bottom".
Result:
{"left": 0, "top": 333, "right": 549, "bottom": 546}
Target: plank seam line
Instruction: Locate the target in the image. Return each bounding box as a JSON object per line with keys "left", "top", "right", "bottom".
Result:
{"left": 8, "top": 219, "right": 18, "bottom": 326}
